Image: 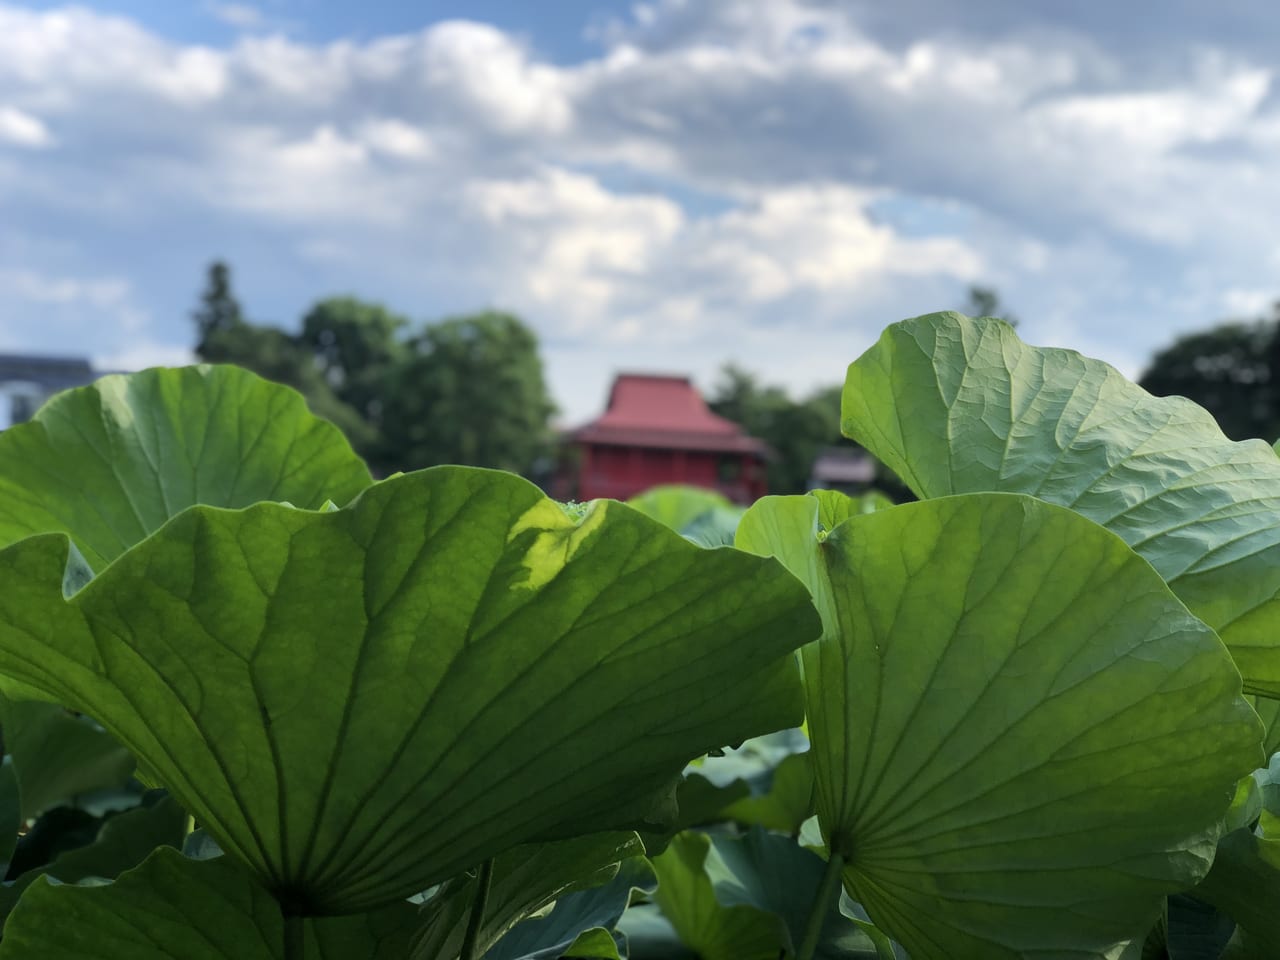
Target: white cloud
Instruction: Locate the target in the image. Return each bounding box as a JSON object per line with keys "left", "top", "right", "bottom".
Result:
{"left": 95, "top": 340, "right": 195, "bottom": 372}
{"left": 0, "top": 106, "right": 51, "bottom": 148}
{"left": 689, "top": 187, "right": 981, "bottom": 295}
{"left": 358, "top": 118, "right": 434, "bottom": 160}
{"left": 207, "top": 3, "right": 263, "bottom": 30}
{"left": 468, "top": 167, "right": 684, "bottom": 330}
{"left": 1038, "top": 65, "right": 1268, "bottom": 151}
{"left": 2, "top": 0, "right": 1280, "bottom": 419}
{"left": 0, "top": 267, "right": 159, "bottom": 366}
{"left": 465, "top": 170, "right": 980, "bottom": 349}
{"left": 0, "top": 267, "right": 130, "bottom": 307}
{"left": 1222, "top": 288, "right": 1275, "bottom": 317}
{"left": 0, "top": 6, "right": 227, "bottom": 105}
{"left": 421, "top": 22, "right": 573, "bottom": 136}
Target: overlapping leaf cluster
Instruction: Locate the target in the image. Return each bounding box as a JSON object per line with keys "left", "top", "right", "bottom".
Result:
{"left": 0, "top": 313, "right": 1272, "bottom": 959}
{"left": 0, "top": 366, "right": 818, "bottom": 958}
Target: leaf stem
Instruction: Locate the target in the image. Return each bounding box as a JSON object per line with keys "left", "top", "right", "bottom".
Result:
{"left": 283, "top": 912, "right": 305, "bottom": 960}
{"left": 459, "top": 858, "right": 494, "bottom": 960}
{"left": 797, "top": 849, "right": 844, "bottom": 960}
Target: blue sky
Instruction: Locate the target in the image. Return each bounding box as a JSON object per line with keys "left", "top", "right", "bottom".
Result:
{"left": 3, "top": 1, "right": 1280, "bottom": 421}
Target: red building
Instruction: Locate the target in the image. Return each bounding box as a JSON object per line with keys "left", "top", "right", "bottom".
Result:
{"left": 563, "top": 373, "right": 768, "bottom": 503}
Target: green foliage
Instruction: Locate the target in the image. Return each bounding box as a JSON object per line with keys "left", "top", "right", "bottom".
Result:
{"left": 484, "top": 855, "right": 656, "bottom": 960}
{"left": 649, "top": 831, "right": 786, "bottom": 960}
{"left": 0, "top": 847, "right": 419, "bottom": 959}
{"left": 411, "top": 834, "right": 646, "bottom": 960}
{"left": 709, "top": 366, "right": 847, "bottom": 495}
{"left": 738, "top": 490, "right": 1260, "bottom": 959}
{"left": 962, "top": 284, "right": 1018, "bottom": 329}
{"left": 375, "top": 311, "right": 557, "bottom": 475}
{"left": 192, "top": 260, "right": 243, "bottom": 350}
{"left": 194, "top": 266, "right": 376, "bottom": 453}
{"left": 720, "top": 752, "right": 813, "bottom": 834}
{"left": 0, "top": 364, "right": 371, "bottom": 569}
{"left": 191, "top": 263, "right": 556, "bottom": 477}
{"left": 1255, "top": 697, "right": 1280, "bottom": 758}
{"left": 626, "top": 485, "right": 744, "bottom": 546}
{"left": 0, "top": 696, "right": 133, "bottom": 821}
{"left": 0, "top": 793, "right": 187, "bottom": 920}
{"left": 298, "top": 297, "right": 408, "bottom": 423}
{"left": 1139, "top": 316, "right": 1280, "bottom": 442}
{"left": 657, "top": 828, "right": 890, "bottom": 960}
{"left": 1, "top": 312, "right": 1279, "bottom": 959}
{"left": 842, "top": 311, "right": 1280, "bottom": 696}
{"left": 0, "top": 468, "right": 812, "bottom": 914}
{"left": 1183, "top": 754, "right": 1280, "bottom": 952}
{"left": 626, "top": 485, "right": 733, "bottom": 531}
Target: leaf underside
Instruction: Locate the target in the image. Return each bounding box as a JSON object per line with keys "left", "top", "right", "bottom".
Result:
{"left": 0, "top": 364, "right": 372, "bottom": 569}
{"left": 842, "top": 312, "right": 1280, "bottom": 696}
{"left": 738, "top": 490, "right": 1262, "bottom": 960}
{"left": 0, "top": 847, "right": 417, "bottom": 960}
{"left": 0, "top": 467, "right": 815, "bottom": 914}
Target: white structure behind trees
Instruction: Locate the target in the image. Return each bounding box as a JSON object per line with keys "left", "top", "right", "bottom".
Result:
{"left": 0, "top": 355, "right": 96, "bottom": 429}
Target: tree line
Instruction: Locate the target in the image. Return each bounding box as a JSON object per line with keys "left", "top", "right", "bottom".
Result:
{"left": 1138, "top": 305, "right": 1280, "bottom": 442}
{"left": 191, "top": 262, "right": 1279, "bottom": 497}
{"left": 193, "top": 262, "right": 557, "bottom": 479}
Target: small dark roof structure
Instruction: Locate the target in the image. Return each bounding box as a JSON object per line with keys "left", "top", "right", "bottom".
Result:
{"left": 809, "top": 446, "right": 877, "bottom": 486}
{"left": 0, "top": 353, "right": 94, "bottom": 392}
{"left": 570, "top": 373, "right": 766, "bottom": 454}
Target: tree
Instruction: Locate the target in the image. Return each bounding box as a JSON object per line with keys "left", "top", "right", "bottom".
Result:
{"left": 192, "top": 263, "right": 375, "bottom": 452}
{"left": 963, "top": 285, "right": 1018, "bottom": 329}
{"left": 192, "top": 261, "right": 244, "bottom": 354}
{"left": 1139, "top": 313, "right": 1280, "bottom": 441}
{"left": 708, "top": 365, "right": 842, "bottom": 495}
{"left": 376, "top": 312, "right": 557, "bottom": 476}
{"left": 189, "top": 265, "right": 558, "bottom": 478}
{"left": 297, "top": 297, "right": 408, "bottom": 423}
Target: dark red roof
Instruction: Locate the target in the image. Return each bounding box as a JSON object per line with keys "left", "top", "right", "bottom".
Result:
{"left": 571, "top": 374, "right": 766, "bottom": 454}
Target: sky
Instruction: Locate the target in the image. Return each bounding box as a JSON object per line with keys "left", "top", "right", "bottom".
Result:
{"left": 4, "top": 0, "right": 1280, "bottom": 423}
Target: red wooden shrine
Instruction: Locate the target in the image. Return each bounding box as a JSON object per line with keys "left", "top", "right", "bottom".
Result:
{"left": 564, "top": 373, "right": 767, "bottom": 503}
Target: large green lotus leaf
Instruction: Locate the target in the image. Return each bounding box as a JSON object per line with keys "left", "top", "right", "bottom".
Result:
{"left": 0, "top": 759, "right": 19, "bottom": 865}
{"left": 842, "top": 312, "right": 1280, "bottom": 696}
{"left": 648, "top": 827, "right": 896, "bottom": 959}
{"left": 0, "top": 467, "right": 814, "bottom": 915}
{"left": 626, "top": 485, "right": 733, "bottom": 534}
{"left": 0, "top": 792, "right": 187, "bottom": 919}
{"left": 0, "top": 846, "right": 417, "bottom": 960}
{"left": 614, "top": 905, "right": 698, "bottom": 960}
{"left": 411, "top": 832, "right": 644, "bottom": 960}
{"left": 486, "top": 855, "right": 656, "bottom": 960}
{"left": 1191, "top": 828, "right": 1280, "bottom": 945}
{"left": 635, "top": 773, "right": 750, "bottom": 858}
{"left": 0, "top": 364, "right": 371, "bottom": 569}
{"left": 1253, "top": 697, "right": 1280, "bottom": 758}
{"left": 737, "top": 491, "right": 1262, "bottom": 960}
{"left": 1139, "top": 895, "right": 1236, "bottom": 960}
{"left": 680, "top": 506, "right": 745, "bottom": 549}
{"left": 0, "top": 694, "right": 134, "bottom": 820}
{"left": 720, "top": 752, "right": 814, "bottom": 833}
{"left": 705, "top": 827, "right": 895, "bottom": 960}
{"left": 649, "top": 831, "right": 786, "bottom": 960}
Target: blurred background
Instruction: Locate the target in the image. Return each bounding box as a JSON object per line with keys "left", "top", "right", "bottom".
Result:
{"left": 3, "top": 0, "right": 1278, "bottom": 500}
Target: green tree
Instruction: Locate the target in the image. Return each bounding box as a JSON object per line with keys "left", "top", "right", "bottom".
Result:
{"left": 190, "top": 266, "right": 558, "bottom": 477}
{"left": 963, "top": 285, "right": 1018, "bottom": 329}
{"left": 192, "top": 261, "right": 244, "bottom": 354}
{"left": 377, "top": 311, "right": 557, "bottom": 476}
{"left": 192, "top": 263, "right": 375, "bottom": 452}
{"left": 1139, "top": 313, "right": 1280, "bottom": 441}
{"left": 708, "top": 366, "right": 842, "bottom": 495}
{"left": 298, "top": 297, "right": 408, "bottom": 423}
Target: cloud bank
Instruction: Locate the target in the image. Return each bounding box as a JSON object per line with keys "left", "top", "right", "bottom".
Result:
{"left": 1, "top": 0, "right": 1278, "bottom": 417}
